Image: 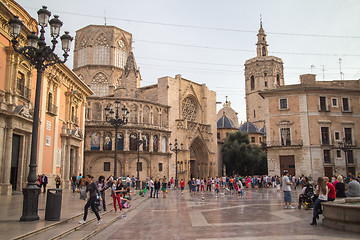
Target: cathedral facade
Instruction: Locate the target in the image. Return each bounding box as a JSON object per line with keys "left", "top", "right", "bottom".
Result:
{"left": 73, "top": 25, "right": 218, "bottom": 181}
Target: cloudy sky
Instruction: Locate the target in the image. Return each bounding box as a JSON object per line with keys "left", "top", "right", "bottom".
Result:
{"left": 15, "top": 0, "right": 360, "bottom": 123}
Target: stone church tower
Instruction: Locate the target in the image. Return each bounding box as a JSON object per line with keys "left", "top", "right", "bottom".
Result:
{"left": 244, "top": 22, "right": 284, "bottom": 128}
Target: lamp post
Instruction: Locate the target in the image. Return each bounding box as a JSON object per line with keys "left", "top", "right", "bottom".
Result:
{"left": 136, "top": 134, "right": 143, "bottom": 190}
{"left": 104, "top": 100, "right": 129, "bottom": 179}
{"left": 169, "top": 139, "right": 183, "bottom": 188}
{"left": 9, "top": 6, "right": 72, "bottom": 222}
{"left": 338, "top": 137, "right": 352, "bottom": 177}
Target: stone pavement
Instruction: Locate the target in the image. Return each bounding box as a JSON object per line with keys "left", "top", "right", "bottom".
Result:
{"left": 0, "top": 188, "right": 144, "bottom": 239}
{"left": 93, "top": 187, "right": 360, "bottom": 240}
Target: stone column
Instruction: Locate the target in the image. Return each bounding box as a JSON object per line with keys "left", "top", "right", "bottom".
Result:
{"left": 149, "top": 134, "right": 153, "bottom": 152}
{"left": 1, "top": 127, "right": 13, "bottom": 195}
{"left": 124, "top": 130, "right": 129, "bottom": 151}
{"left": 64, "top": 139, "right": 71, "bottom": 188}
{"left": 100, "top": 131, "right": 104, "bottom": 151}
{"left": 139, "top": 132, "right": 143, "bottom": 151}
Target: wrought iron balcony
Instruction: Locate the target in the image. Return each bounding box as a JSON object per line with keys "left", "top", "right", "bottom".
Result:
{"left": 46, "top": 103, "right": 58, "bottom": 116}
{"left": 265, "top": 140, "right": 303, "bottom": 148}
{"left": 17, "top": 81, "right": 31, "bottom": 99}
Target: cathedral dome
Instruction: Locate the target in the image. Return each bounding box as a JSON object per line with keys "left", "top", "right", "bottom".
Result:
{"left": 239, "top": 121, "right": 260, "bottom": 133}
{"left": 217, "top": 115, "right": 236, "bottom": 129}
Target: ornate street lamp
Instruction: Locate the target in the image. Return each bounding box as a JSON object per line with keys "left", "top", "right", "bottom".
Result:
{"left": 136, "top": 134, "right": 143, "bottom": 190}
{"left": 169, "top": 139, "right": 183, "bottom": 188}
{"left": 338, "top": 137, "right": 352, "bottom": 177}
{"left": 105, "top": 100, "right": 129, "bottom": 179}
{"left": 9, "top": 6, "right": 72, "bottom": 222}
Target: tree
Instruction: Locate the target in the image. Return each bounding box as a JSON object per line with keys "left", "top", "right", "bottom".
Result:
{"left": 222, "top": 131, "right": 267, "bottom": 176}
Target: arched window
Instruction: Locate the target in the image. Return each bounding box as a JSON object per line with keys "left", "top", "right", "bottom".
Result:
{"left": 153, "top": 108, "right": 159, "bottom": 126}
{"left": 250, "top": 75, "right": 255, "bottom": 90}
{"left": 262, "top": 46, "right": 266, "bottom": 56}
{"left": 142, "top": 134, "right": 149, "bottom": 151}
{"left": 143, "top": 105, "right": 150, "bottom": 124}
{"left": 91, "top": 72, "right": 109, "bottom": 96}
{"left": 93, "top": 33, "right": 110, "bottom": 65}
{"left": 90, "top": 132, "right": 100, "bottom": 150}
{"left": 116, "top": 133, "right": 124, "bottom": 150}
{"left": 129, "top": 133, "right": 138, "bottom": 151}
{"left": 153, "top": 135, "right": 158, "bottom": 152}
{"left": 277, "top": 74, "right": 280, "bottom": 85}
{"left": 130, "top": 104, "right": 138, "bottom": 123}
{"left": 162, "top": 136, "right": 166, "bottom": 152}
{"left": 103, "top": 132, "right": 112, "bottom": 150}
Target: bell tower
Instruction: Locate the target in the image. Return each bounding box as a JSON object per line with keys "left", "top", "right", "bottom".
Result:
{"left": 244, "top": 21, "right": 284, "bottom": 128}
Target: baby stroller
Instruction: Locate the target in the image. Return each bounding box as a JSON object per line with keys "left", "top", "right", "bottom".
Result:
{"left": 298, "top": 184, "right": 315, "bottom": 210}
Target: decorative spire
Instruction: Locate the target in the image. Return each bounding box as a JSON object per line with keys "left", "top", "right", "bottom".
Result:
{"left": 124, "top": 52, "right": 137, "bottom": 77}
{"left": 256, "top": 17, "right": 268, "bottom": 57}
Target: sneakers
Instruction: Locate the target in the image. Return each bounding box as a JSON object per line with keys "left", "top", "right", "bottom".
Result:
{"left": 284, "top": 205, "right": 289, "bottom": 209}
{"left": 79, "top": 219, "right": 85, "bottom": 224}
{"left": 97, "top": 219, "right": 103, "bottom": 225}
{"left": 288, "top": 205, "right": 296, "bottom": 209}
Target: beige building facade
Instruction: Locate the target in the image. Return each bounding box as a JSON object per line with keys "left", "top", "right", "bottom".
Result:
{"left": 0, "top": 0, "right": 92, "bottom": 195}
{"left": 73, "top": 25, "right": 218, "bottom": 182}
{"left": 260, "top": 74, "right": 360, "bottom": 178}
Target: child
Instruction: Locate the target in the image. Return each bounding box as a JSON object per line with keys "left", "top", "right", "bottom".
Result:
{"left": 237, "top": 180, "right": 243, "bottom": 197}
{"left": 215, "top": 182, "right": 220, "bottom": 197}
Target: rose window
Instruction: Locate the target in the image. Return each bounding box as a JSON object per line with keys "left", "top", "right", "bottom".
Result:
{"left": 182, "top": 97, "right": 197, "bottom": 121}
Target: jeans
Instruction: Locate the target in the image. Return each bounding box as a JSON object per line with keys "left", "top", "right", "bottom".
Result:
{"left": 100, "top": 191, "right": 106, "bottom": 210}
{"left": 83, "top": 196, "right": 101, "bottom": 221}
{"left": 197, "top": 185, "right": 200, "bottom": 192}
{"left": 150, "top": 187, "right": 154, "bottom": 197}
{"left": 313, "top": 198, "right": 327, "bottom": 219}
{"left": 154, "top": 189, "right": 159, "bottom": 198}
{"left": 206, "top": 185, "right": 211, "bottom": 191}
{"left": 71, "top": 182, "right": 76, "bottom": 193}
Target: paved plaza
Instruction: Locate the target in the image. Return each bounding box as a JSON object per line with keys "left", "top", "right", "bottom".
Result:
{"left": 94, "top": 188, "right": 360, "bottom": 240}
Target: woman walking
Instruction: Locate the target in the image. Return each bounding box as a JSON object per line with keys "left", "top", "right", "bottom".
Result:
{"left": 200, "top": 178, "right": 205, "bottom": 192}
{"left": 311, "top": 177, "right": 328, "bottom": 225}
{"left": 97, "top": 175, "right": 107, "bottom": 211}
{"left": 78, "top": 175, "right": 102, "bottom": 225}
{"left": 161, "top": 178, "right": 167, "bottom": 198}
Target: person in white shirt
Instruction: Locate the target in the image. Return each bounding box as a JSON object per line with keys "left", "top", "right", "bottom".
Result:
{"left": 311, "top": 177, "right": 328, "bottom": 225}
{"left": 149, "top": 178, "right": 154, "bottom": 198}
{"left": 282, "top": 170, "right": 295, "bottom": 209}
{"left": 196, "top": 178, "right": 200, "bottom": 192}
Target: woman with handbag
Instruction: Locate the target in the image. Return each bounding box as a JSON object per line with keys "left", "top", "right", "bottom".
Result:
{"left": 78, "top": 175, "right": 102, "bottom": 225}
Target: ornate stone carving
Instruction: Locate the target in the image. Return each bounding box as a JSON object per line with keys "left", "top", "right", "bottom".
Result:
{"left": 182, "top": 97, "right": 196, "bottom": 121}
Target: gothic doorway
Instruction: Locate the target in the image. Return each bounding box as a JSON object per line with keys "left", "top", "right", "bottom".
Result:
{"left": 189, "top": 137, "right": 209, "bottom": 179}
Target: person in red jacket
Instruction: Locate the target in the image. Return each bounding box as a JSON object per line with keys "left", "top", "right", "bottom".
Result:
{"left": 324, "top": 177, "right": 336, "bottom": 201}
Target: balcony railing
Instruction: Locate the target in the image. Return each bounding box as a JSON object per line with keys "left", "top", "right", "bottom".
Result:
{"left": 46, "top": 103, "right": 58, "bottom": 116}
{"left": 17, "top": 82, "right": 31, "bottom": 99}
{"left": 265, "top": 140, "right": 303, "bottom": 147}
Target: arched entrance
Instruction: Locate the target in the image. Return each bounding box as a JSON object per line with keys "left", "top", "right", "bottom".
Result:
{"left": 189, "top": 137, "right": 209, "bottom": 179}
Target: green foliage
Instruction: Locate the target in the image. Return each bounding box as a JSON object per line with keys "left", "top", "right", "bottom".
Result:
{"left": 222, "top": 131, "right": 267, "bottom": 176}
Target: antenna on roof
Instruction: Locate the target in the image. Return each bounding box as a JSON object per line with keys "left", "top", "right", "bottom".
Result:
{"left": 339, "top": 58, "right": 344, "bottom": 80}
{"left": 310, "top": 65, "right": 315, "bottom": 73}
{"left": 320, "top": 65, "right": 325, "bottom": 80}
{"left": 104, "top": 9, "right": 107, "bottom": 26}
{"left": 260, "top": 14, "right": 263, "bottom": 27}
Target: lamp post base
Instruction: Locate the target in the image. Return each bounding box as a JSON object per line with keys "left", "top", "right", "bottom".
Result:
{"left": 20, "top": 185, "right": 41, "bottom": 222}
{"left": 175, "top": 179, "right": 178, "bottom": 189}
{"left": 135, "top": 180, "right": 141, "bottom": 190}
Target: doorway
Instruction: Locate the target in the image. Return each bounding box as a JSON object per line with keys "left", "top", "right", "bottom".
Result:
{"left": 324, "top": 166, "right": 333, "bottom": 179}
{"left": 10, "top": 134, "right": 21, "bottom": 190}
{"left": 279, "top": 155, "right": 295, "bottom": 176}
{"left": 189, "top": 137, "right": 209, "bottom": 179}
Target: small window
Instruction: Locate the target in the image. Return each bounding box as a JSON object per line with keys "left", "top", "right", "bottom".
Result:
{"left": 276, "top": 74, "right": 280, "bottom": 85}
{"left": 265, "top": 81, "right": 268, "bottom": 87}
{"left": 331, "top": 98, "right": 338, "bottom": 108}
{"left": 323, "top": 150, "right": 331, "bottom": 163}
{"left": 342, "top": 98, "right": 350, "bottom": 111}
{"left": 279, "top": 99, "right": 288, "bottom": 109}
{"left": 159, "top": 163, "right": 163, "bottom": 172}
{"left": 45, "top": 136, "right": 51, "bottom": 146}
{"left": 251, "top": 137, "right": 255, "bottom": 143}
{"left": 254, "top": 110, "right": 256, "bottom": 118}
{"left": 137, "top": 162, "right": 142, "bottom": 172}
{"left": 217, "top": 133, "right": 220, "bottom": 139}
{"left": 104, "top": 162, "right": 110, "bottom": 171}
{"left": 334, "top": 131, "right": 340, "bottom": 141}
{"left": 250, "top": 76, "right": 255, "bottom": 90}
{"left": 319, "top": 96, "right": 327, "bottom": 111}
{"left": 226, "top": 132, "right": 229, "bottom": 137}
{"left": 336, "top": 150, "right": 341, "bottom": 158}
